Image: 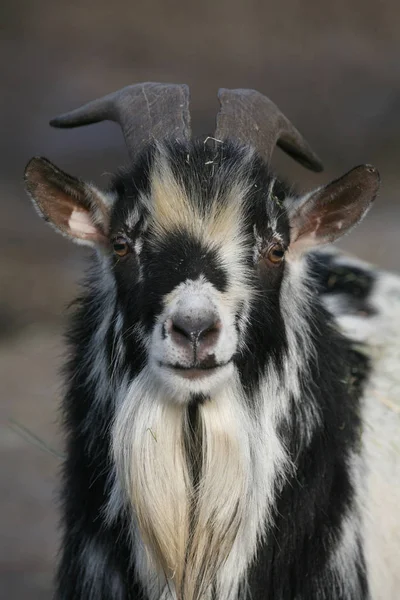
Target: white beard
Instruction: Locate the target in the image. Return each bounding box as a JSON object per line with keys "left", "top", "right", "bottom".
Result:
{"left": 111, "top": 366, "right": 290, "bottom": 600}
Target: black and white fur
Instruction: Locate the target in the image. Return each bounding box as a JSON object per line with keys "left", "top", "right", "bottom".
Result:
{"left": 310, "top": 249, "right": 400, "bottom": 600}
{"left": 24, "top": 138, "right": 386, "bottom": 600}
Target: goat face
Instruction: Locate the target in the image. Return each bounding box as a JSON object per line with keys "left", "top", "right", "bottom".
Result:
{"left": 25, "top": 140, "right": 379, "bottom": 404}
{"left": 109, "top": 141, "right": 291, "bottom": 400}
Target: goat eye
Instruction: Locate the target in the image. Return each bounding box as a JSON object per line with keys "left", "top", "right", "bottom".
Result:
{"left": 265, "top": 243, "right": 285, "bottom": 265}
{"left": 112, "top": 237, "right": 130, "bottom": 257}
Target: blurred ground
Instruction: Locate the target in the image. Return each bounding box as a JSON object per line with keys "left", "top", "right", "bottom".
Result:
{"left": 1, "top": 1, "right": 400, "bottom": 597}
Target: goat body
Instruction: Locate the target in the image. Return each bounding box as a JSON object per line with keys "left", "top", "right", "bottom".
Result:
{"left": 23, "top": 85, "right": 396, "bottom": 600}
{"left": 310, "top": 249, "right": 400, "bottom": 600}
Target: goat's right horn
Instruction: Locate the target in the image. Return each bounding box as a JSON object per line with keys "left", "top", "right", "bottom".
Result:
{"left": 215, "top": 88, "right": 323, "bottom": 172}
{"left": 50, "top": 83, "right": 191, "bottom": 160}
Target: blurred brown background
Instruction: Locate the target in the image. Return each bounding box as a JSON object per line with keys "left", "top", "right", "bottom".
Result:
{"left": 1, "top": 1, "right": 400, "bottom": 598}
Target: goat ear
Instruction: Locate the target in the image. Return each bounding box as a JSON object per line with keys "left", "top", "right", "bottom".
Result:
{"left": 288, "top": 165, "right": 380, "bottom": 253}
{"left": 24, "top": 157, "right": 111, "bottom": 247}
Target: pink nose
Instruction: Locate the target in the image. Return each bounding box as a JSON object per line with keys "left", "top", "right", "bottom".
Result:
{"left": 167, "top": 311, "right": 221, "bottom": 355}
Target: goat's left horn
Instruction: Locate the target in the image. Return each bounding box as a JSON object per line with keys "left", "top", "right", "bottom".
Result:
{"left": 49, "top": 83, "right": 191, "bottom": 160}
{"left": 215, "top": 88, "right": 323, "bottom": 172}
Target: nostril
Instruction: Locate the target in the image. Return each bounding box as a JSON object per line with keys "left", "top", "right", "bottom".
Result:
{"left": 171, "top": 320, "right": 192, "bottom": 341}
{"left": 166, "top": 316, "right": 194, "bottom": 348}
{"left": 198, "top": 321, "right": 221, "bottom": 344}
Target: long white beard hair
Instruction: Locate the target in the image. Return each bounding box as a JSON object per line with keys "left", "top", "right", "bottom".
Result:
{"left": 112, "top": 367, "right": 289, "bottom": 600}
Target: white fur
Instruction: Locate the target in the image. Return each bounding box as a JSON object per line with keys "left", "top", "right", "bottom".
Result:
{"left": 110, "top": 360, "right": 295, "bottom": 600}
{"left": 281, "top": 253, "right": 321, "bottom": 442}
{"left": 356, "top": 271, "right": 400, "bottom": 600}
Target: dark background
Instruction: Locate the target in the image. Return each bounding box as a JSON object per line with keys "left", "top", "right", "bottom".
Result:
{"left": 1, "top": 1, "right": 400, "bottom": 597}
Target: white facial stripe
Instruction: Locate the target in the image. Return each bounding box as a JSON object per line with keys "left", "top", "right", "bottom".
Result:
{"left": 148, "top": 148, "right": 252, "bottom": 261}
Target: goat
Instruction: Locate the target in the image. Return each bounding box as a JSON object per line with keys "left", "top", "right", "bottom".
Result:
{"left": 23, "top": 83, "right": 395, "bottom": 599}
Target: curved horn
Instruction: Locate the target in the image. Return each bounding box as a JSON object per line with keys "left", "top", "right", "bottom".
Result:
{"left": 50, "top": 83, "right": 191, "bottom": 160}
{"left": 215, "top": 88, "right": 323, "bottom": 172}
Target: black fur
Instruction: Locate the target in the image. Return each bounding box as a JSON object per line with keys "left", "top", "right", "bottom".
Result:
{"left": 308, "top": 251, "right": 377, "bottom": 317}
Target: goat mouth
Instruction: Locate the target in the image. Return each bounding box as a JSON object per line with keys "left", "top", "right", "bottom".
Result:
{"left": 161, "top": 361, "right": 232, "bottom": 380}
